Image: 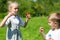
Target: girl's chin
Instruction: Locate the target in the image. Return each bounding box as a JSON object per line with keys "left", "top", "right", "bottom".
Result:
{"left": 12, "top": 13, "right": 18, "bottom": 15}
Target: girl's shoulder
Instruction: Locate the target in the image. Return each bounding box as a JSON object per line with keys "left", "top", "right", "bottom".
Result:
{"left": 9, "top": 16, "right": 15, "bottom": 18}
{"left": 16, "top": 16, "right": 21, "bottom": 19}
{"left": 7, "top": 16, "right": 16, "bottom": 20}
{"left": 10, "top": 15, "right": 18, "bottom": 19}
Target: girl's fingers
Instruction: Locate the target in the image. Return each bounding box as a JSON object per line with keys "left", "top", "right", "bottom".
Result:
{"left": 26, "top": 13, "right": 31, "bottom": 19}
{"left": 7, "top": 13, "right": 13, "bottom": 17}
{"left": 26, "top": 15, "right": 31, "bottom": 19}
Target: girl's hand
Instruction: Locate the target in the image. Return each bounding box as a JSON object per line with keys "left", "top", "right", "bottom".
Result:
{"left": 39, "top": 27, "right": 44, "bottom": 33}
{"left": 7, "top": 13, "right": 13, "bottom": 17}
{"left": 24, "top": 13, "right": 31, "bottom": 27}
{"left": 0, "top": 13, "right": 14, "bottom": 27}
{"left": 26, "top": 13, "right": 31, "bottom": 20}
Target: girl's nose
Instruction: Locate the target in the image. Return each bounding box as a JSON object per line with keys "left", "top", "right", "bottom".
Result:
{"left": 16, "top": 9, "right": 18, "bottom": 11}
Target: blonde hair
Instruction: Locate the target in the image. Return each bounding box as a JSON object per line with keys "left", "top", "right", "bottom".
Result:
{"left": 8, "top": 1, "right": 19, "bottom": 12}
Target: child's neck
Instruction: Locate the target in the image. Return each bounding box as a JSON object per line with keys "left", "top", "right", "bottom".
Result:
{"left": 52, "top": 28, "right": 59, "bottom": 31}
{"left": 8, "top": 12, "right": 17, "bottom": 16}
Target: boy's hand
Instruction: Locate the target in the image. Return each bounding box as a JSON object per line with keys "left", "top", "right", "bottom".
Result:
{"left": 39, "top": 27, "right": 44, "bottom": 33}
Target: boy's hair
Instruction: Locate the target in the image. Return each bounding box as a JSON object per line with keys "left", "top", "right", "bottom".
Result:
{"left": 48, "top": 13, "right": 60, "bottom": 28}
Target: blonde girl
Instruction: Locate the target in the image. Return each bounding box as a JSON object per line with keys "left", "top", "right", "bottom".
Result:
{"left": 0, "top": 1, "right": 30, "bottom": 40}
{"left": 39, "top": 13, "right": 60, "bottom": 40}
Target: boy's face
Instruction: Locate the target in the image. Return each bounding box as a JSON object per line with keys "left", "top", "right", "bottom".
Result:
{"left": 10, "top": 4, "right": 19, "bottom": 15}
{"left": 48, "top": 19, "right": 56, "bottom": 29}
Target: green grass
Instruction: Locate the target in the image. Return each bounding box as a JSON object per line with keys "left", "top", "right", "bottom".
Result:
{"left": 0, "top": 17, "right": 50, "bottom": 40}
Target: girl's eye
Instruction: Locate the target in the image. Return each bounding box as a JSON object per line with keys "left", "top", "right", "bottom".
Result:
{"left": 15, "top": 8, "right": 19, "bottom": 9}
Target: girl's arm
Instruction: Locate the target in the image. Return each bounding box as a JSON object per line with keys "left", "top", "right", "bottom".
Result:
{"left": 24, "top": 16, "right": 30, "bottom": 27}
{"left": 0, "top": 13, "right": 13, "bottom": 27}
{"left": 0, "top": 16, "right": 9, "bottom": 27}
{"left": 24, "top": 13, "right": 31, "bottom": 27}
{"left": 39, "top": 27, "right": 46, "bottom": 40}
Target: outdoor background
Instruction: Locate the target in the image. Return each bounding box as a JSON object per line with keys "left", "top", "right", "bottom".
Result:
{"left": 0, "top": 0, "right": 60, "bottom": 40}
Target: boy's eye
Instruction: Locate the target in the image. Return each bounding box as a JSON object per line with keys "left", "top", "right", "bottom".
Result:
{"left": 48, "top": 22, "right": 50, "bottom": 23}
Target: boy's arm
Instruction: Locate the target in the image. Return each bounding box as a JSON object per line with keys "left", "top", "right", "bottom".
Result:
{"left": 41, "top": 32, "right": 46, "bottom": 40}
{"left": 39, "top": 27, "right": 46, "bottom": 40}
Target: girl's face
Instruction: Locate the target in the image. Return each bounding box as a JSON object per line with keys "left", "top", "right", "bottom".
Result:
{"left": 10, "top": 3, "right": 19, "bottom": 15}
{"left": 48, "top": 19, "right": 58, "bottom": 29}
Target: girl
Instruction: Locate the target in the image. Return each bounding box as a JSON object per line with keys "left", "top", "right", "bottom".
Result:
{"left": 39, "top": 13, "right": 60, "bottom": 40}
{"left": 0, "top": 1, "right": 31, "bottom": 40}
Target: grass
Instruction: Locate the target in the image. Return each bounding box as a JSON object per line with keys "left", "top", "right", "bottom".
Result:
{"left": 0, "top": 17, "right": 50, "bottom": 40}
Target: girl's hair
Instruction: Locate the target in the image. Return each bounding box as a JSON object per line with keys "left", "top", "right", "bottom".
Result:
{"left": 48, "top": 13, "right": 60, "bottom": 28}
{"left": 7, "top": 1, "right": 19, "bottom": 12}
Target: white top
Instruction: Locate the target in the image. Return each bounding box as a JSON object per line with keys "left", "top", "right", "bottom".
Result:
{"left": 46, "top": 29, "right": 60, "bottom": 40}
{"left": 5, "top": 16, "right": 25, "bottom": 31}
{"left": 5, "top": 15, "right": 25, "bottom": 40}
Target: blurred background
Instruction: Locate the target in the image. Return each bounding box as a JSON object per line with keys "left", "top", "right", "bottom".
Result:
{"left": 0, "top": 0, "right": 60, "bottom": 17}
{"left": 0, "top": 0, "right": 60, "bottom": 40}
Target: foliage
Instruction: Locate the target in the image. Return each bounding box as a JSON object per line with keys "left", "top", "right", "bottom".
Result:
{"left": 0, "top": 0, "right": 60, "bottom": 17}
{"left": 0, "top": 0, "right": 7, "bottom": 12}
